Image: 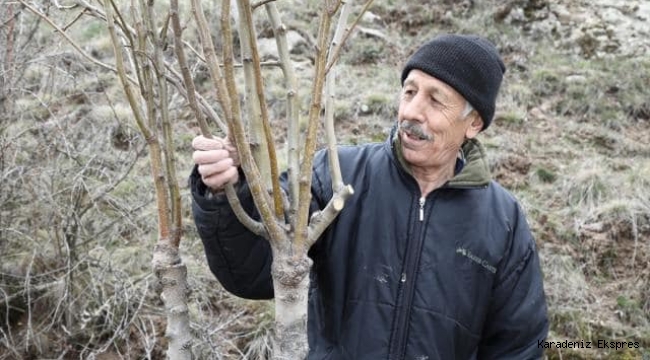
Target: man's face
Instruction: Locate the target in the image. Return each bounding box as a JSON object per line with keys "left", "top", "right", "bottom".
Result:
{"left": 398, "top": 69, "right": 483, "bottom": 171}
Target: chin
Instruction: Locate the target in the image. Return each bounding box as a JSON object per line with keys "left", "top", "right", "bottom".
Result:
{"left": 402, "top": 148, "right": 430, "bottom": 167}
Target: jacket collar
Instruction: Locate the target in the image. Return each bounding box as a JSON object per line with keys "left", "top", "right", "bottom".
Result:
{"left": 389, "top": 123, "right": 491, "bottom": 188}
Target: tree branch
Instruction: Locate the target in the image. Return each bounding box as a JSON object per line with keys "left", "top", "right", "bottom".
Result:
{"left": 238, "top": 0, "right": 284, "bottom": 220}
{"left": 143, "top": 0, "right": 182, "bottom": 248}
{"left": 325, "top": 0, "right": 375, "bottom": 73}
{"left": 252, "top": 0, "right": 277, "bottom": 10}
{"left": 294, "top": 5, "right": 334, "bottom": 250}
{"left": 307, "top": 184, "right": 354, "bottom": 245}
{"left": 191, "top": 0, "right": 280, "bottom": 241}
{"left": 323, "top": 0, "right": 352, "bottom": 191}
{"left": 265, "top": 2, "right": 300, "bottom": 229}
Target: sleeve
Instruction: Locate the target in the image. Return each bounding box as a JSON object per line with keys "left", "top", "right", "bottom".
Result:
{"left": 477, "top": 203, "right": 549, "bottom": 360}
{"left": 189, "top": 151, "right": 332, "bottom": 300}
{"left": 190, "top": 165, "right": 274, "bottom": 299}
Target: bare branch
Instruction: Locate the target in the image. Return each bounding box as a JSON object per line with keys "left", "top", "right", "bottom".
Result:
{"left": 61, "top": 9, "right": 86, "bottom": 31}
{"left": 170, "top": 0, "right": 208, "bottom": 136}
{"left": 307, "top": 184, "right": 354, "bottom": 245}
{"left": 294, "top": 4, "right": 334, "bottom": 250}
{"left": 218, "top": 0, "right": 284, "bottom": 243}
{"left": 325, "top": 0, "right": 375, "bottom": 73}
{"left": 18, "top": 0, "right": 119, "bottom": 75}
{"left": 238, "top": 0, "right": 284, "bottom": 220}
{"left": 143, "top": 0, "right": 182, "bottom": 248}
{"left": 265, "top": 2, "right": 300, "bottom": 227}
{"left": 225, "top": 186, "right": 268, "bottom": 237}
{"left": 236, "top": 1, "right": 270, "bottom": 201}
{"left": 324, "top": 0, "right": 352, "bottom": 191}
{"left": 252, "top": 0, "right": 277, "bottom": 10}
{"left": 191, "top": 0, "right": 272, "bottom": 239}
{"left": 101, "top": 0, "right": 150, "bottom": 142}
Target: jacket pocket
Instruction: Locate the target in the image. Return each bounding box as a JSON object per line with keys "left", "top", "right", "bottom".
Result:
{"left": 453, "top": 244, "right": 496, "bottom": 334}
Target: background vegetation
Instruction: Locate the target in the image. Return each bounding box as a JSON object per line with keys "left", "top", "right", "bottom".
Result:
{"left": 1, "top": 0, "right": 649, "bottom": 359}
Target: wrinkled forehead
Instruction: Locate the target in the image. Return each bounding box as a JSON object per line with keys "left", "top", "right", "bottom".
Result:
{"left": 402, "top": 69, "right": 467, "bottom": 104}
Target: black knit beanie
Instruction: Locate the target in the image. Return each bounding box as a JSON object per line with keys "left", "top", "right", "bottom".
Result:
{"left": 400, "top": 34, "right": 506, "bottom": 130}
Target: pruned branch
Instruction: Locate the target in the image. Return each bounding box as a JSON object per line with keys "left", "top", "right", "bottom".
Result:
{"left": 307, "top": 184, "right": 354, "bottom": 245}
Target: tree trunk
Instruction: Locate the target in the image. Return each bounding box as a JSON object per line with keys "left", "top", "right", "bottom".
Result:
{"left": 153, "top": 244, "right": 193, "bottom": 360}
{"left": 271, "top": 249, "right": 312, "bottom": 360}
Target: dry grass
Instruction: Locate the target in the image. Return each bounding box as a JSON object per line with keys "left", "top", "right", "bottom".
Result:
{"left": 2, "top": 0, "right": 650, "bottom": 359}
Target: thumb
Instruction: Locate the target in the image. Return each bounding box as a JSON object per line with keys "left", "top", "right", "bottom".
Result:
{"left": 192, "top": 135, "right": 224, "bottom": 151}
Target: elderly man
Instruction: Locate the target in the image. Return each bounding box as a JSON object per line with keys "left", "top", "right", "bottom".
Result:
{"left": 190, "top": 34, "right": 548, "bottom": 359}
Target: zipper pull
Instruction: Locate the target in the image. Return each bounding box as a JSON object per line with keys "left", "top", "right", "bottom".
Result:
{"left": 419, "top": 197, "right": 425, "bottom": 221}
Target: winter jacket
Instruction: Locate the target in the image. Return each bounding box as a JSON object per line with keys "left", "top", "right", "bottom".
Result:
{"left": 190, "top": 128, "right": 549, "bottom": 360}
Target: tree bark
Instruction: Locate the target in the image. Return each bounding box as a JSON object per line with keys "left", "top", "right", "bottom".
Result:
{"left": 153, "top": 244, "right": 193, "bottom": 360}
{"left": 271, "top": 250, "right": 312, "bottom": 360}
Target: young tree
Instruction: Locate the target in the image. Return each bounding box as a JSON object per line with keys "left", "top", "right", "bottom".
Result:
{"left": 22, "top": 0, "right": 372, "bottom": 358}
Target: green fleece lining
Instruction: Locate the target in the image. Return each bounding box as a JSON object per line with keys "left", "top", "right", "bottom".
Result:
{"left": 392, "top": 134, "right": 491, "bottom": 188}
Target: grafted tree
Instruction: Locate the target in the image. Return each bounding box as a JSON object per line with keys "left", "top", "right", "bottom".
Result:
{"left": 22, "top": 0, "right": 373, "bottom": 358}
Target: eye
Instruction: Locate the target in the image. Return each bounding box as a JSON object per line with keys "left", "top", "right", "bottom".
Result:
{"left": 402, "top": 88, "right": 416, "bottom": 97}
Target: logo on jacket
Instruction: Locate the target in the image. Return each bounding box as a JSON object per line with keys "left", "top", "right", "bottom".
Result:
{"left": 456, "top": 247, "right": 497, "bottom": 274}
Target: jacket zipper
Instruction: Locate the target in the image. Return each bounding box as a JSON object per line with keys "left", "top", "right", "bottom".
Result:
{"left": 419, "top": 197, "right": 425, "bottom": 221}
{"left": 389, "top": 196, "right": 429, "bottom": 359}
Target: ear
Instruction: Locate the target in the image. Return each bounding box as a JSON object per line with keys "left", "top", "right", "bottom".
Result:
{"left": 464, "top": 112, "right": 483, "bottom": 139}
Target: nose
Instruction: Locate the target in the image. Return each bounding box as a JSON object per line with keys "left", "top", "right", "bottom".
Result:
{"left": 400, "top": 92, "right": 426, "bottom": 123}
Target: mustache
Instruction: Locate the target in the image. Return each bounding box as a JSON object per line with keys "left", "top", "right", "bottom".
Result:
{"left": 399, "top": 120, "right": 433, "bottom": 141}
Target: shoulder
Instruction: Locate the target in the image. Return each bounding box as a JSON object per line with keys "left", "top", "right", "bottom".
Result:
{"left": 313, "top": 142, "right": 390, "bottom": 171}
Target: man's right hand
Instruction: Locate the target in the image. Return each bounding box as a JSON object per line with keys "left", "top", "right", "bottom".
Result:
{"left": 192, "top": 135, "right": 240, "bottom": 191}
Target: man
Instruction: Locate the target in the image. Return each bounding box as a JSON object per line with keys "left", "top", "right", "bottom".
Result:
{"left": 190, "top": 34, "right": 548, "bottom": 359}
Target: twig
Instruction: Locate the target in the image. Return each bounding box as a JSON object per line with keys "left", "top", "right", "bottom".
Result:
{"left": 62, "top": 9, "right": 87, "bottom": 31}
{"left": 18, "top": 0, "right": 119, "bottom": 75}
{"left": 252, "top": 0, "right": 277, "bottom": 10}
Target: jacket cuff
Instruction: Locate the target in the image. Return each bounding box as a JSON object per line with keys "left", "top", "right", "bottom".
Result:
{"left": 189, "top": 165, "right": 228, "bottom": 212}
{"left": 189, "top": 165, "right": 250, "bottom": 212}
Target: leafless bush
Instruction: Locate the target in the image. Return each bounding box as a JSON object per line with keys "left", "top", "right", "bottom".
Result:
{"left": 0, "top": 7, "right": 157, "bottom": 355}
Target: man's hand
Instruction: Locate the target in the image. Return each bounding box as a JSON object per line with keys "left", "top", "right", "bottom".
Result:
{"left": 192, "top": 135, "right": 240, "bottom": 191}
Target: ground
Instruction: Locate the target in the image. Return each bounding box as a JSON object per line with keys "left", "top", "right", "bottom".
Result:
{"left": 0, "top": 0, "right": 649, "bottom": 359}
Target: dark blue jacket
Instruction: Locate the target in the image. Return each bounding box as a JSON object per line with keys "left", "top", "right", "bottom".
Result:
{"left": 190, "top": 132, "right": 549, "bottom": 359}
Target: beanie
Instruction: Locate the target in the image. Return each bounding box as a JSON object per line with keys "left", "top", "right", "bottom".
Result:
{"left": 400, "top": 34, "right": 506, "bottom": 130}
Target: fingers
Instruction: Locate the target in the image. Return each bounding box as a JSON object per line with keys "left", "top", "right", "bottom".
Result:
{"left": 193, "top": 149, "right": 230, "bottom": 165}
{"left": 200, "top": 164, "right": 239, "bottom": 190}
{"left": 197, "top": 156, "right": 234, "bottom": 176}
{"left": 192, "top": 135, "right": 224, "bottom": 151}
{"left": 192, "top": 135, "right": 241, "bottom": 190}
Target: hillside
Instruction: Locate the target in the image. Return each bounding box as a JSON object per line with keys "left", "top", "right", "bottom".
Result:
{"left": 1, "top": 0, "right": 649, "bottom": 359}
